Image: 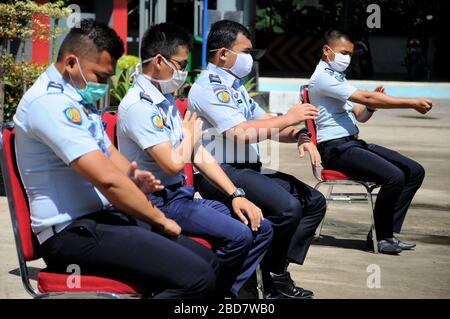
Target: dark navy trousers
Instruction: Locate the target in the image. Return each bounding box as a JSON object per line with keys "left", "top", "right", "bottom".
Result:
{"left": 197, "top": 164, "right": 327, "bottom": 274}
{"left": 319, "top": 138, "right": 425, "bottom": 239}
{"left": 40, "top": 210, "right": 219, "bottom": 298}
{"left": 150, "top": 185, "right": 273, "bottom": 297}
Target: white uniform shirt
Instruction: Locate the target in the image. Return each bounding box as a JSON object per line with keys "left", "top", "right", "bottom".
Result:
{"left": 308, "top": 60, "right": 359, "bottom": 143}
{"left": 13, "top": 64, "right": 112, "bottom": 234}
{"left": 188, "top": 63, "right": 265, "bottom": 164}
{"left": 117, "top": 74, "right": 184, "bottom": 187}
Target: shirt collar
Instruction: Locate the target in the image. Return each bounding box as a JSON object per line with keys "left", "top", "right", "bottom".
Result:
{"left": 45, "top": 64, "right": 84, "bottom": 103}
{"left": 206, "top": 63, "right": 244, "bottom": 89}
{"left": 135, "top": 74, "right": 168, "bottom": 105}
{"left": 318, "top": 59, "right": 331, "bottom": 70}
{"left": 318, "top": 59, "right": 346, "bottom": 76}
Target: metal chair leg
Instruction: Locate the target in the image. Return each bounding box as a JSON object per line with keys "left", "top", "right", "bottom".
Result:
{"left": 255, "top": 265, "right": 264, "bottom": 299}
{"left": 326, "top": 184, "right": 334, "bottom": 199}
{"left": 367, "top": 191, "right": 378, "bottom": 254}
{"left": 314, "top": 182, "right": 327, "bottom": 239}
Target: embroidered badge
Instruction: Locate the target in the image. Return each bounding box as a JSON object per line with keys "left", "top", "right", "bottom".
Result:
{"left": 217, "top": 91, "right": 231, "bottom": 103}
{"left": 151, "top": 114, "right": 164, "bottom": 130}
{"left": 63, "top": 107, "right": 82, "bottom": 125}
{"left": 213, "top": 85, "right": 231, "bottom": 103}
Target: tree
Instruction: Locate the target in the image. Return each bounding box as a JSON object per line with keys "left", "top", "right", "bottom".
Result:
{"left": 0, "top": 0, "right": 71, "bottom": 122}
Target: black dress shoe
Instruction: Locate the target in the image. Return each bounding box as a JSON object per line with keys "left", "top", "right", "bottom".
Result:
{"left": 387, "top": 237, "right": 416, "bottom": 250}
{"left": 270, "top": 272, "right": 314, "bottom": 299}
{"left": 366, "top": 236, "right": 402, "bottom": 254}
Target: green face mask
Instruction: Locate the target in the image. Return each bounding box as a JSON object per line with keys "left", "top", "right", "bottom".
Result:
{"left": 74, "top": 57, "right": 109, "bottom": 105}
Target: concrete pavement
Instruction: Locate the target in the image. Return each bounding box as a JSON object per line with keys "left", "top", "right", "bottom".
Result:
{"left": 0, "top": 98, "right": 449, "bottom": 299}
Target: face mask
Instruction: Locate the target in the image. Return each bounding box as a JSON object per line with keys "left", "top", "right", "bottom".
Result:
{"left": 73, "top": 57, "right": 109, "bottom": 105}
{"left": 226, "top": 49, "right": 253, "bottom": 78}
{"left": 327, "top": 47, "right": 351, "bottom": 72}
{"left": 140, "top": 56, "right": 187, "bottom": 94}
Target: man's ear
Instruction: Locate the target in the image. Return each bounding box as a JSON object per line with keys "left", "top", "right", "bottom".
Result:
{"left": 218, "top": 48, "right": 228, "bottom": 62}
{"left": 153, "top": 54, "right": 164, "bottom": 71}
{"left": 64, "top": 54, "right": 78, "bottom": 71}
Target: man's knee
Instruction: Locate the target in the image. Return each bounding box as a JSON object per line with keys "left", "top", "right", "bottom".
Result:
{"left": 311, "top": 190, "right": 327, "bottom": 217}
{"left": 196, "top": 267, "right": 217, "bottom": 296}
{"left": 260, "top": 219, "right": 274, "bottom": 239}
{"left": 411, "top": 162, "right": 425, "bottom": 184}
{"left": 283, "top": 197, "right": 303, "bottom": 225}
{"left": 232, "top": 226, "right": 254, "bottom": 251}
{"left": 179, "top": 265, "right": 217, "bottom": 297}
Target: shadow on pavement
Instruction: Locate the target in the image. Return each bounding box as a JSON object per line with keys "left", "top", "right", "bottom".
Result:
{"left": 8, "top": 266, "right": 40, "bottom": 281}
{"left": 312, "top": 234, "right": 370, "bottom": 252}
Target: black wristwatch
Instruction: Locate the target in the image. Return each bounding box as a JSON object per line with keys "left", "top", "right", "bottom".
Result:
{"left": 230, "top": 188, "right": 246, "bottom": 200}
{"left": 295, "top": 128, "right": 312, "bottom": 141}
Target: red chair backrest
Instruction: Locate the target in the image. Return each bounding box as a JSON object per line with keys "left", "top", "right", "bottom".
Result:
{"left": 300, "top": 85, "right": 318, "bottom": 146}
{"left": 175, "top": 97, "right": 189, "bottom": 117}
{"left": 102, "top": 111, "right": 118, "bottom": 146}
{"left": 0, "top": 126, "right": 40, "bottom": 261}
{"left": 175, "top": 98, "right": 194, "bottom": 186}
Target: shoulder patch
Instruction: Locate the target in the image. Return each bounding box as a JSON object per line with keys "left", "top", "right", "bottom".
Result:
{"left": 151, "top": 114, "right": 164, "bottom": 130}
{"left": 63, "top": 107, "right": 82, "bottom": 125}
{"left": 209, "top": 74, "right": 222, "bottom": 84}
{"left": 212, "top": 85, "right": 231, "bottom": 103}
{"left": 140, "top": 92, "right": 153, "bottom": 104}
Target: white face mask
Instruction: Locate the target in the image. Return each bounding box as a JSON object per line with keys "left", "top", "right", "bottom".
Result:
{"left": 214, "top": 48, "right": 253, "bottom": 78}
{"left": 140, "top": 56, "right": 187, "bottom": 94}
{"left": 327, "top": 47, "right": 351, "bottom": 72}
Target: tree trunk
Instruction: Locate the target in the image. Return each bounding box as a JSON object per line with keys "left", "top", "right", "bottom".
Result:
{"left": 0, "top": 38, "right": 7, "bottom": 123}
{"left": 0, "top": 76, "right": 4, "bottom": 124}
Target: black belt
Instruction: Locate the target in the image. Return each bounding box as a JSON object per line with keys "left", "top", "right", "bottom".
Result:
{"left": 226, "top": 162, "right": 262, "bottom": 170}
{"left": 153, "top": 180, "right": 186, "bottom": 196}
{"left": 318, "top": 134, "right": 359, "bottom": 148}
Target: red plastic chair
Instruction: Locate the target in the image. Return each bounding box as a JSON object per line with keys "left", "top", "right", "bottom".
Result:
{"left": 300, "top": 85, "right": 380, "bottom": 253}
{"left": 174, "top": 98, "right": 194, "bottom": 186}
{"left": 0, "top": 123, "right": 144, "bottom": 298}
{"left": 102, "top": 111, "right": 118, "bottom": 147}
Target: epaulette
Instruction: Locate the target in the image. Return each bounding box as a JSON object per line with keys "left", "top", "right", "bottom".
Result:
{"left": 140, "top": 92, "right": 154, "bottom": 103}
{"left": 209, "top": 74, "right": 222, "bottom": 84}
{"left": 46, "top": 81, "right": 64, "bottom": 93}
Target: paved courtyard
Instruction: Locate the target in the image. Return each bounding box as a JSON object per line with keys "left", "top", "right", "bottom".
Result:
{"left": 1, "top": 98, "right": 449, "bottom": 299}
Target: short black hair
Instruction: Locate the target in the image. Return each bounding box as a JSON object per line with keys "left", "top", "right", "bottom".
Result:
{"left": 57, "top": 19, "right": 124, "bottom": 62}
{"left": 207, "top": 20, "right": 252, "bottom": 60}
{"left": 323, "top": 29, "right": 354, "bottom": 46}
{"left": 140, "top": 23, "right": 193, "bottom": 62}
